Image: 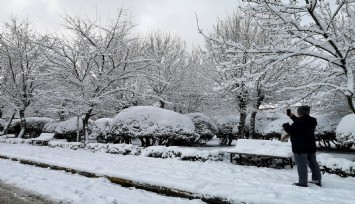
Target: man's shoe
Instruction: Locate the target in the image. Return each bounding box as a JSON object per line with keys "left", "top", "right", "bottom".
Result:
{"left": 309, "top": 180, "right": 321, "bottom": 187}
{"left": 293, "top": 183, "right": 308, "bottom": 187}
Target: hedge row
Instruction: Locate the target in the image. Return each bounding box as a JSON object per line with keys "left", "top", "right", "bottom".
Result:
{"left": 0, "top": 139, "right": 353, "bottom": 177}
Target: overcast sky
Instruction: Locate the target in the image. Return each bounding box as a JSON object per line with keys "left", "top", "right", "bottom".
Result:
{"left": 0, "top": 0, "right": 238, "bottom": 48}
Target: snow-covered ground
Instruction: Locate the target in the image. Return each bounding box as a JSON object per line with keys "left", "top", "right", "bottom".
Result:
{"left": 0, "top": 143, "right": 354, "bottom": 204}
{"left": 0, "top": 159, "right": 203, "bottom": 204}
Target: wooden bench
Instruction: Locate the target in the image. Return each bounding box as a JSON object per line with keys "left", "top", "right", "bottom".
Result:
{"left": 227, "top": 139, "right": 294, "bottom": 168}
{"left": 31, "top": 133, "right": 55, "bottom": 146}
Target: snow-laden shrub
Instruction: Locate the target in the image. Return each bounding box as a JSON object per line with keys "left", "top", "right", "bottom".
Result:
{"left": 317, "top": 154, "right": 355, "bottom": 177}
{"left": 216, "top": 115, "right": 239, "bottom": 135}
{"left": 85, "top": 143, "right": 142, "bottom": 155}
{"left": 185, "top": 113, "right": 219, "bottom": 145}
{"left": 0, "top": 138, "right": 32, "bottom": 144}
{"left": 43, "top": 117, "right": 93, "bottom": 142}
{"left": 314, "top": 112, "right": 343, "bottom": 148}
{"left": 141, "top": 146, "right": 225, "bottom": 161}
{"left": 48, "top": 141, "right": 85, "bottom": 150}
{"left": 215, "top": 115, "right": 239, "bottom": 145}
{"left": 6, "top": 117, "right": 54, "bottom": 137}
{"left": 111, "top": 106, "right": 198, "bottom": 147}
{"left": 89, "top": 118, "right": 114, "bottom": 143}
{"left": 335, "top": 114, "right": 355, "bottom": 150}
{"left": 0, "top": 118, "right": 7, "bottom": 131}
{"left": 242, "top": 112, "right": 292, "bottom": 139}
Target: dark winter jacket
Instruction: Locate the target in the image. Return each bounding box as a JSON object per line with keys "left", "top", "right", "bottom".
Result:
{"left": 283, "top": 115, "right": 317, "bottom": 153}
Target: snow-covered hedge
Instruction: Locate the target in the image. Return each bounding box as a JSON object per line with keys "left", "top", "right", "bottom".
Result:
{"left": 111, "top": 106, "right": 199, "bottom": 147}
{"left": 85, "top": 143, "right": 142, "bottom": 155}
{"left": 185, "top": 113, "right": 219, "bottom": 145}
{"left": 335, "top": 114, "right": 355, "bottom": 150}
{"left": 43, "top": 117, "right": 93, "bottom": 141}
{"left": 141, "top": 146, "right": 225, "bottom": 161}
{"left": 0, "top": 138, "right": 32, "bottom": 144}
{"left": 5, "top": 117, "right": 54, "bottom": 137}
{"left": 48, "top": 141, "right": 85, "bottom": 150}
{"left": 89, "top": 118, "right": 113, "bottom": 142}
{"left": 0, "top": 118, "right": 7, "bottom": 131}
{"left": 243, "top": 112, "right": 292, "bottom": 139}
{"left": 317, "top": 154, "right": 355, "bottom": 177}
{"left": 215, "top": 115, "right": 239, "bottom": 145}
{"left": 314, "top": 112, "right": 343, "bottom": 148}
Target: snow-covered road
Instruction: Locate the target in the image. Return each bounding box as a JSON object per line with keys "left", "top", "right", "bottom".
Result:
{"left": 0, "top": 143, "right": 354, "bottom": 204}
{"left": 0, "top": 180, "right": 56, "bottom": 204}
{"left": 0, "top": 159, "right": 204, "bottom": 204}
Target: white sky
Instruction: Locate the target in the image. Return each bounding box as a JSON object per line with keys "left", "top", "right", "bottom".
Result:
{"left": 0, "top": 0, "right": 238, "bottom": 48}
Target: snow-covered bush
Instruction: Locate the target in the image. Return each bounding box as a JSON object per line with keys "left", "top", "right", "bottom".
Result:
{"left": 141, "top": 146, "right": 225, "bottom": 161}
{"left": 317, "top": 154, "right": 355, "bottom": 177}
{"left": 85, "top": 143, "right": 142, "bottom": 155}
{"left": 243, "top": 112, "right": 291, "bottom": 139}
{"left": 48, "top": 141, "right": 85, "bottom": 150}
{"left": 215, "top": 115, "right": 239, "bottom": 145}
{"left": 0, "top": 118, "right": 7, "bottom": 131}
{"left": 185, "top": 113, "right": 219, "bottom": 145}
{"left": 89, "top": 118, "right": 116, "bottom": 143}
{"left": 335, "top": 114, "right": 355, "bottom": 150}
{"left": 0, "top": 138, "right": 32, "bottom": 144}
{"left": 314, "top": 112, "right": 343, "bottom": 148}
{"left": 111, "top": 106, "right": 198, "bottom": 147}
{"left": 6, "top": 117, "right": 54, "bottom": 138}
{"left": 43, "top": 117, "right": 93, "bottom": 142}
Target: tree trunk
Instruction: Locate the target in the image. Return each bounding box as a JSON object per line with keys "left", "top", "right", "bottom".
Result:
{"left": 76, "top": 116, "right": 80, "bottom": 142}
{"left": 17, "top": 109, "right": 26, "bottom": 138}
{"left": 232, "top": 92, "right": 248, "bottom": 145}
{"left": 2, "top": 109, "right": 16, "bottom": 136}
{"left": 159, "top": 100, "right": 165, "bottom": 109}
{"left": 347, "top": 95, "right": 355, "bottom": 114}
{"left": 249, "top": 94, "right": 265, "bottom": 139}
{"left": 82, "top": 109, "right": 93, "bottom": 143}
{"left": 249, "top": 111, "right": 257, "bottom": 139}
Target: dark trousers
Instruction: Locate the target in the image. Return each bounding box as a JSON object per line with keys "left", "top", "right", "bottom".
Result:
{"left": 293, "top": 153, "right": 322, "bottom": 185}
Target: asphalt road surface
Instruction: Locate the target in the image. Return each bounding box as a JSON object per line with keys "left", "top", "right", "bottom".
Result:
{"left": 0, "top": 181, "right": 57, "bottom": 204}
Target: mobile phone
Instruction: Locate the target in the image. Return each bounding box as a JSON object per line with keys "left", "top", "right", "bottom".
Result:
{"left": 287, "top": 109, "right": 291, "bottom": 115}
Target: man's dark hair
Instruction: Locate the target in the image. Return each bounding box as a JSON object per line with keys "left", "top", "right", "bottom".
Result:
{"left": 297, "top": 106, "right": 311, "bottom": 116}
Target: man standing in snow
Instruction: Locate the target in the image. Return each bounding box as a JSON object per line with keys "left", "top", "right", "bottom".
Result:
{"left": 282, "top": 106, "right": 322, "bottom": 187}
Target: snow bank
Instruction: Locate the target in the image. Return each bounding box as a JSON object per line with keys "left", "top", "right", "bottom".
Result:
{"left": 335, "top": 114, "right": 355, "bottom": 150}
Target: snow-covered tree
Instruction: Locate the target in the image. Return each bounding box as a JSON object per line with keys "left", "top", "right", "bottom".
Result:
{"left": 42, "top": 10, "right": 148, "bottom": 141}
{"left": 241, "top": 0, "right": 355, "bottom": 113}
{"left": 0, "top": 18, "right": 47, "bottom": 138}
{"left": 199, "top": 11, "right": 295, "bottom": 139}
{"left": 140, "top": 31, "right": 191, "bottom": 109}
